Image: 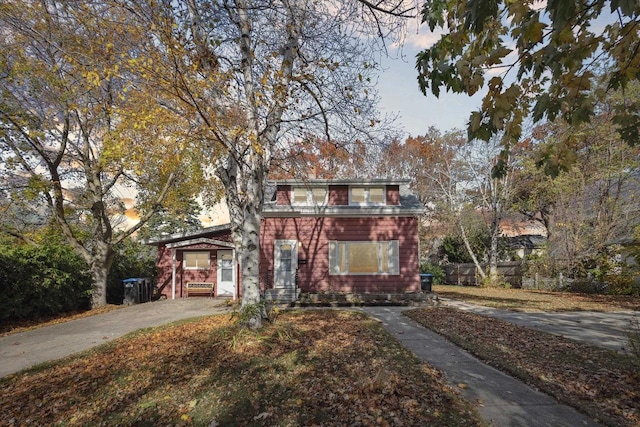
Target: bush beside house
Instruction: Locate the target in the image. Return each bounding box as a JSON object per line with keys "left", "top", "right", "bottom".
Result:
{"left": 0, "top": 237, "right": 157, "bottom": 322}
{"left": 0, "top": 242, "right": 92, "bottom": 321}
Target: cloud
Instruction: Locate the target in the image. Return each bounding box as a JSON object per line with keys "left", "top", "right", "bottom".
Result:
{"left": 403, "top": 28, "right": 445, "bottom": 50}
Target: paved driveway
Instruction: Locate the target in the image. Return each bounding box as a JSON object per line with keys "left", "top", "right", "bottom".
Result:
{"left": 0, "top": 299, "right": 232, "bottom": 378}
{"left": 441, "top": 298, "right": 639, "bottom": 353}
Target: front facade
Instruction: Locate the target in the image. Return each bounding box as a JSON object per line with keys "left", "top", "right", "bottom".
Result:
{"left": 148, "top": 179, "right": 424, "bottom": 299}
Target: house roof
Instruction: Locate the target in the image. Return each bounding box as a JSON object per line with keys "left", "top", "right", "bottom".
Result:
{"left": 506, "top": 235, "right": 547, "bottom": 249}
{"left": 269, "top": 178, "right": 411, "bottom": 186}
{"left": 144, "top": 223, "right": 232, "bottom": 245}
{"left": 263, "top": 179, "right": 424, "bottom": 217}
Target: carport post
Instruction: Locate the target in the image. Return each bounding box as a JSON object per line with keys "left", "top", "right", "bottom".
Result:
{"left": 171, "top": 249, "right": 176, "bottom": 300}
{"left": 232, "top": 249, "right": 237, "bottom": 301}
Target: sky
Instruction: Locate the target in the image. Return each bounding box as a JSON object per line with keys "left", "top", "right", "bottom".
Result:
{"left": 375, "top": 25, "right": 486, "bottom": 138}
{"left": 377, "top": 52, "right": 485, "bottom": 138}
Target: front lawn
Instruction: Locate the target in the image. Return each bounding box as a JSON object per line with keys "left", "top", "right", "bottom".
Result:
{"left": 0, "top": 310, "right": 483, "bottom": 426}
{"left": 405, "top": 307, "right": 640, "bottom": 427}
{"left": 433, "top": 284, "right": 640, "bottom": 311}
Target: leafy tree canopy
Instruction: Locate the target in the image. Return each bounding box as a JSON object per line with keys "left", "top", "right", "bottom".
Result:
{"left": 416, "top": 0, "right": 640, "bottom": 152}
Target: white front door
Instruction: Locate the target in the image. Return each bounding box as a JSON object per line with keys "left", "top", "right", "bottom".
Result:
{"left": 216, "top": 250, "right": 235, "bottom": 296}
{"left": 274, "top": 240, "right": 298, "bottom": 289}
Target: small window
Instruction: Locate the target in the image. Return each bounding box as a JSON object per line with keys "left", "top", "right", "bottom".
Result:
{"left": 369, "top": 187, "right": 385, "bottom": 204}
{"left": 184, "top": 252, "right": 210, "bottom": 270}
{"left": 293, "top": 188, "right": 307, "bottom": 204}
{"left": 349, "top": 186, "right": 386, "bottom": 205}
{"left": 311, "top": 187, "right": 327, "bottom": 204}
{"left": 350, "top": 187, "right": 366, "bottom": 204}
{"left": 220, "top": 253, "right": 233, "bottom": 281}
{"left": 291, "top": 187, "right": 327, "bottom": 206}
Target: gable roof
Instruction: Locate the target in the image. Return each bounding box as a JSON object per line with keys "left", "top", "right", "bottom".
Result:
{"left": 144, "top": 223, "right": 232, "bottom": 245}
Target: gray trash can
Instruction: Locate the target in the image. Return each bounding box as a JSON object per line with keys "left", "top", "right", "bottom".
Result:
{"left": 122, "top": 278, "right": 152, "bottom": 305}
{"left": 420, "top": 274, "right": 434, "bottom": 292}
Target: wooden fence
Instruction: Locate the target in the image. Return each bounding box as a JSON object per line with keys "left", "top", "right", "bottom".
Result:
{"left": 443, "top": 261, "right": 524, "bottom": 287}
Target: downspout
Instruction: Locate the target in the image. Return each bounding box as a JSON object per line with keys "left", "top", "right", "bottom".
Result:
{"left": 171, "top": 249, "right": 176, "bottom": 300}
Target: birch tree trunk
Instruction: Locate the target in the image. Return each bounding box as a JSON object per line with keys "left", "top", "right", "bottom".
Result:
{"left": 459, "top": 222, "right": 487, "bottom": 281}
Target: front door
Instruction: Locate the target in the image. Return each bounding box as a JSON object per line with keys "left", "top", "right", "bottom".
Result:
{"left": 274, "top": 240, "right": 298, "bottom": 289}
{"left": 216, "top": 250, "right": 235, "bottom": 296}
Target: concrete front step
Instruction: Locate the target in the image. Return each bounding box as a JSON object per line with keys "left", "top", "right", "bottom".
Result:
{"left": 263, "top": 288, "right": 300, "bottom": 302}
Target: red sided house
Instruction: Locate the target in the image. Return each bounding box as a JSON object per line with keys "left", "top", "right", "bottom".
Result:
{"left": 147, "top": 179, "right": 425, "bottom": 301}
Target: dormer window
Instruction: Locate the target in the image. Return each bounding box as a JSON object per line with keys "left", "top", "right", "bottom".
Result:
{"left": 349, "top": 186, "right": 386, "bottom": 206}
{"left": 293, "top": 188, "right": 307, "bottom": 204}
{"left": 291, "top": 187, "right": 327, "bottom": 206}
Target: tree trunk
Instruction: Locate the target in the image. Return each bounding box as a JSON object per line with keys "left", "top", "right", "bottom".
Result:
{"left": 219, "top": 153, "right": 266, "bottom": 329}
{"left": 488, "top": 215, "right": 500, "bottom": 286}
{"left": 89, "top": 241, "right": 114, "bottom": 308}
{"left": 459, "top": 222, "right": 486, "bottom": 281}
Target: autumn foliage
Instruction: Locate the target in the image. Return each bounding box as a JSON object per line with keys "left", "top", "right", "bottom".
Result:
{"left": 0, "top": 310, "right": 481, "bottom": 426}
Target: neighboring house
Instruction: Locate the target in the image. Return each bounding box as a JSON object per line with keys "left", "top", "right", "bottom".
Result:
{"left": 507, "top": 234, "right": 547, "bottom": 259}
{"left": 146, "top": 179, "right": 425, "bottom": 301}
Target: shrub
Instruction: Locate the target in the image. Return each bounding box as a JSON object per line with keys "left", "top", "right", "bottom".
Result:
{"left": 419, "top": 261, "right": 445, "bottom": 285}
{"left": 0, "top": 242, "right": 91, "bottom": 321}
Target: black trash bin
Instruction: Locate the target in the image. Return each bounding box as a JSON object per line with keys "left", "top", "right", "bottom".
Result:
{"left": 419, "top": 274, "right": 434, "bottom": 292}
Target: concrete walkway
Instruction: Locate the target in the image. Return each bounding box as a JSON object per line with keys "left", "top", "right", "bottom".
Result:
{"left": 440, "top": 298, "right": 638, "bottom": 353}
{"left": 0, "top": 298, "right": 231, "bottom": 378}
{"left": 361, "top": 306, "right": 602, "bottom": 427}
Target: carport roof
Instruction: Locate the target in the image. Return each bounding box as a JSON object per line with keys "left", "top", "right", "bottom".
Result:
{"left": 144, "top": 223, "right": 232, "bottom": 245}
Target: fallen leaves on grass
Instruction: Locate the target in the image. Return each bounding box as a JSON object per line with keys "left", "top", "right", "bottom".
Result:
{"left": 405, "top": 307, "right": 640, "bottom": 427}
{"left": 0, "top": 310, "right": 483, "bottom": 426}
{"left": 433, "top": 285, "right": 640, "bottom": 312}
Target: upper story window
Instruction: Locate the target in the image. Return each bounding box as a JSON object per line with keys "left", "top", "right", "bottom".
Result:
{"left": 291, "top": 187, "right": 327, "bottom": 206}
{"left": 349, "top": 186, "right": 386, "bottom": 206}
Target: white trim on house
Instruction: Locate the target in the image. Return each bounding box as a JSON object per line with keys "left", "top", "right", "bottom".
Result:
{"left": 271, "top": 178, "right": 410, "bottom": 186}
{"left": 171, "top": 249, "right": 176, "bottom": 300}
{"left": 263, "top": 206, "right": 424, "bottom": 217}
{"left": 166, "top": 237, "right": 234, "bottom": 249}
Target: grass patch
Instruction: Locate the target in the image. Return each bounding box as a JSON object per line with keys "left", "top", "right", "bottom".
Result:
{"left": 0, "top": 310, "right": 483, "bottom": 426}
{"left": 405, "top": 307, "right": 640, "bottom": 427}
{"left": 434, "top": 285, "right": 640, "bottom": 312}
